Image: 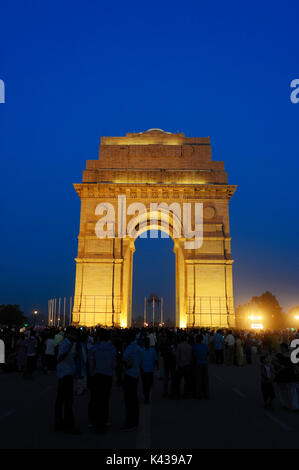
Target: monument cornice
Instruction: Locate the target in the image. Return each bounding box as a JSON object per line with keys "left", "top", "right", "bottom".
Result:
{"left": 74, "top": 183, "right": 237, "bottom": 200}
{"left": 75, "top": 257, "right": 124, "bottom": 263}
{"left": 185, "top": 259, "right": 234, "bottom": 265}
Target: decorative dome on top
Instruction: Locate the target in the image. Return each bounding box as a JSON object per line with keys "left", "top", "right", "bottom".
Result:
{"left": 139, "top": 128, "right": 172, "bottom": 134}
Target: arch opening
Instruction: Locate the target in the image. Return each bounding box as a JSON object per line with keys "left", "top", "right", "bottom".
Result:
{"left": 132, "top": 229, "right": 175, "bottom": 327}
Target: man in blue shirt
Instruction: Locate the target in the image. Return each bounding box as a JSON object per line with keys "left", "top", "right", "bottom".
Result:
{"left": 122, "top": 331, "right": 142, "bottom": 429}
{"left": 88, "top": 329, "right": 116, "bottom": 433}
{"left": 214, "top": 329, "right": 224, "bottom": 364}
{"left": 54, "top": 327, "right": 78, "bottom": 433}
{"left": 193, "top": 334, "right": 209, "bottom": 400}
{"left": 141, "top": 337, "right": 159, "bottom": 404}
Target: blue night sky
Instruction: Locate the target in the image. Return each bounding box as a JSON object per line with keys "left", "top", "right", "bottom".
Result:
{"left": 0, "top": 0, "right": 298, "bottom": 321}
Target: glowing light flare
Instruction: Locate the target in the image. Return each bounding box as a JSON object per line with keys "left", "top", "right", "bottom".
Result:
{"left": 180, "top": 320, "right": 187, "bottom": 329}
{"left": 251, "top": 323, "right": 263, "bottom": 330}
{"left": 248, "top": 315, "right": 262, "bottom": 320}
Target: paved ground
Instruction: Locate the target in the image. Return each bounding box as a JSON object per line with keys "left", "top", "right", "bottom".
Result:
{"left": 1, "top": 362, "right": 299, "bottom": 449}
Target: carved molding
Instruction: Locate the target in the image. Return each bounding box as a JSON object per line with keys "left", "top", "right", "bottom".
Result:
{"left": 74, "top": 183, "right": 237, "bottom": 200}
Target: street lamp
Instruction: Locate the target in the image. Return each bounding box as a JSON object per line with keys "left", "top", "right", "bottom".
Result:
{"left": 33, "top": 309, "right": 38, "bottom": 327}
{"left": 248, "top": 314, "right": 263, "bottom": 330}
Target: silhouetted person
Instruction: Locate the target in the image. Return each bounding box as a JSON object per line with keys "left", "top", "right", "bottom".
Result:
{"left": 121, "top": 331, "right": 142, "bottom": 429}
{"left": 225, "top": 330, "right": 235, "bottom": 366}
{"left": 45, "top": 331, "right": 57, "bottom": 371}
{"left": 140, "top": 337, "right": 158, "bottom": 404}
{"left": 88, "top": 329, "right": 116, "bottom": 433}
{"left": 193, "top": 334, "right": 209, "bottom": 399}
{"left": 24, "top": 330, "right": 38, "bottom": 379}
{"left": 160, "top": 331, "right": 176, "bottom": 397}
{"left": 175, "top": 334, "right": 192, "bottom": 398}
{"left": 54, "top": 327, "right": 78, "bottom": 434}
{"left": 260, "top": 355, "right": 275, "bottom": 409}
{"left": 245, "top": 335, "right": 252, "bottom": 364}
{"left": 214, "top": 330, "right": 224, "bottom": 364}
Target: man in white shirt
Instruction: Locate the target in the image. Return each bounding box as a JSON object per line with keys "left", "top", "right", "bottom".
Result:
{"left": 225, "top": 331, "right": 235, "bottom": 366}
{"left": 148, "top": 329, "right": 157, "bottom": 348}
{"left": 45, "top": 332, "right": 57, "bottom": 371}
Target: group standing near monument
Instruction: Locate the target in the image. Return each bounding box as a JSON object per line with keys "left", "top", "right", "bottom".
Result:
{"left": 2, "top": 325, "right": 299, "bottom": 437}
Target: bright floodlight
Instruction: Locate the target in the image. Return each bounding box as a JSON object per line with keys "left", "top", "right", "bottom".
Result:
{"left": 251, "top": 323, "right": 263, "bottom": 330}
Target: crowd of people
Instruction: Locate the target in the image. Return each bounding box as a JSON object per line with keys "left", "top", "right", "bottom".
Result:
{"left": 1, "top": 325, "right": 299, "bottom": 434}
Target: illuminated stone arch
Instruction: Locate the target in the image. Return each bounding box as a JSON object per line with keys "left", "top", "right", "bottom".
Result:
{"left": 126, "top": 206, "right": 185, "bottom": 327}
{"left": 72, "top": 129, "right": 236, "bottom": 328}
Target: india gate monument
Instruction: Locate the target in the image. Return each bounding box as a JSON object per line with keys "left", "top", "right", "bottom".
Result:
{"left": 72, "top": 129, "right": 236, "bottom": 328}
